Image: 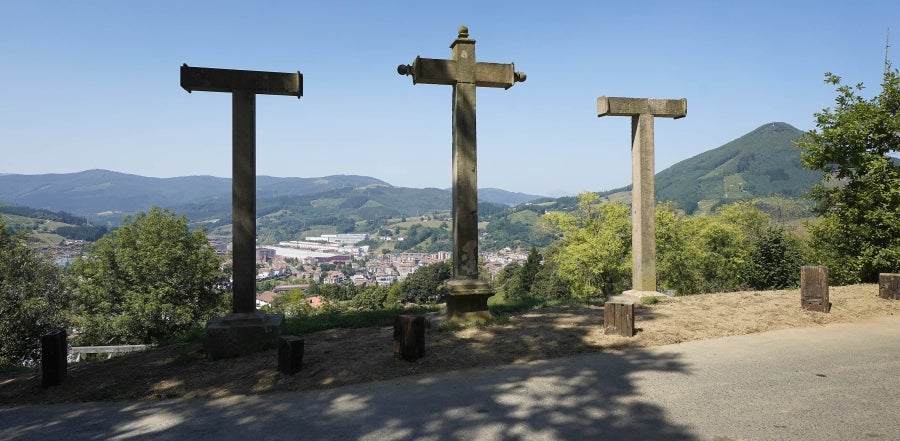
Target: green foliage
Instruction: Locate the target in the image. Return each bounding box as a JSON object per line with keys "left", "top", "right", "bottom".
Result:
{"left": 348, "top": 285, "right": 390, "bottom": 310}
{"left": 642, "top": 296, "right": 659, "bottom": 305}
{"left": 657, "top": 201, "right": 774, "bottom": 294}
{"left": 399, "top": 260, "right": 452, "bottom": 304}
{"left": 54, "top": 225, "right": 109, "bottom": 241}
{"left": 495, "top": 247, "right": 542, "bottom": 301}
{"left": 482, "top": 208, "right": 556, "bottom": 251}
{"left": 70, "top": 207, "right": 229, "bottom": 345}
{"left": 745, "top": 227, "right": 804, "bottom": 290}
{"left": 796, "top": 69, "right": 900, "bottom": 283}
{"left": 542, "top": 193, "right": 631, "bottom": 298}
{"left": 655, "top": 203, "right": 706, "bottom": 295}
{"left": 0, "top": 218, "right": 70, "bottom": 366}
{"left": 529, "top": 248, "right": 574, "bottom": 301}
{"left": 393, "top": 223, "right": 451, "bottom": 252}
{"left": 265, "top": 288, "right": 313, "bottom": 317}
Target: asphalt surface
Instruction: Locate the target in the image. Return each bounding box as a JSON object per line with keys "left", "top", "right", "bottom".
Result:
{"left": 1, "top": 316, "right": 898, "bottom": 441}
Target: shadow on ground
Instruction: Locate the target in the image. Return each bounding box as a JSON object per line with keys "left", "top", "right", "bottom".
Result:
{"left": 1, "top": 347, "right": 694, "bottom": 440}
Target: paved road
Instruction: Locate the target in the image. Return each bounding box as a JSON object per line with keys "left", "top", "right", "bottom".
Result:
{"left": 2, "top": 316, "right": 898, "bottom": 441}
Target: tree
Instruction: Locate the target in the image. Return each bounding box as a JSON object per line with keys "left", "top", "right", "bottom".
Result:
{"left": 796, "top": 68, "right": 900, "bottom": 283}
{"left": 542, "top": 193, "right": 631, "bottom": 298}
{"left": 657, "top": 201, "right": 769, "bottom": 294}
{"left": 495, "top": 262, "right": 523, "bottom": 299}
{"left": 0, "top": 218, "right": 70, "bottom": 366}
{"left": 497, "top": 247, "right": 542, "bottom": 301}
{"left": 745, "top": 227, "right": 804, "bottom": 290}
{"left": 401, "top": 260, "right": 452, "bottom": 303}
{"left": 266, "top": 287, "right": 312, "bottom": 317}
{"left": 71, "top": 207, "right": 228, "bottom": 345}
{"left": 349, "top": 285, "right": 389, "bottom": 310}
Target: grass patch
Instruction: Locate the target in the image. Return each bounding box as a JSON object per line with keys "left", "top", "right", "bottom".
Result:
{"left": 642, "top": 296, "right": 660, "bottom": 305}
{"left": 172, "top": 350, "right": 202, "bottom": 366}
{"left": 0, "top": 364, "right": 37, "bottom": 375}
{"left": 489, "top": 296, "right": 548, "bottom": 315}
{"left": 285, "top": 305, "right": 440, "bottom": 334}
{"left": 157, "top": 327, "right": 205, "bottom": 346}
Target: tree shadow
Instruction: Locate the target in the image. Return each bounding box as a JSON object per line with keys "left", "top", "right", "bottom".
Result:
{"left": 0, "top": 347, "right": 694, "bottom": 440}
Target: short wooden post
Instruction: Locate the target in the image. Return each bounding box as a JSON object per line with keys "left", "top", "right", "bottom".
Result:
{"left": 277, "top": 335, "right": 304, "bottom": 375}
{"left": 879, "top": 273, "right": 900, "bottom": 300}
{"left": 604, "top": 301, "right": 635, "bottom": 337}
{"left": 41, "top": 330, "right": 67, "bottom": 388}
{"left": 801, "top": 265, "right": 831, "bottom": 312}
{"left": 393, "top": 315, "right": 425, "bottom": 361}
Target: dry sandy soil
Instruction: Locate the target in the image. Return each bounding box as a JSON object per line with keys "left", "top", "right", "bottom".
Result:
{"left": 1, "top": 284, "right": 897, "bottom": 406}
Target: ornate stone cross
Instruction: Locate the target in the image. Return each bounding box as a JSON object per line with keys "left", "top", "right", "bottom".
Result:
{"left": 181, "top": 64, "right": 302, "bottom": 359}
{"left": 398, "top": 26, "right": 525, "bottom": 321}
{"left": 597, "top": 97, "right": 686, "bottom": 293}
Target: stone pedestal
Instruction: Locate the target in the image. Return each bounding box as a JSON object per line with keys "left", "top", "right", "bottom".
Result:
{"left": 205, "top": 311, "right": 284, "bottom": 360}
{"left": 444, "top": 278, "right": 494, "bottom": 323}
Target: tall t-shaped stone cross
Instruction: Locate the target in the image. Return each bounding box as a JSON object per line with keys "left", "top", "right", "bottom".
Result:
{"left": 398, "top": 26, "right": 525, "bottom": 321}
{"left": 181, "top": 64, "right": 302, "bottom": 359}
{"left": 597, "top": 97, "right": 686, "bottom": 293}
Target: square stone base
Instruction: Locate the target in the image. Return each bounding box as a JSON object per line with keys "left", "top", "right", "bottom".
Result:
{"left": 205, "top": 311, "right": 284, "bottom": 360}
{"left": 443, "top": 279, "right": 495, "bottom": 324}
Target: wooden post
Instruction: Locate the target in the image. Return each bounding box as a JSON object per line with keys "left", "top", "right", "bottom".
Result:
{"left": 277, "top": 335, "right": 304, "bottom": 375}
{"left": 41, "top": 330, "right": 67, "bottom": 388}
{"left": 801, "top": 265, "right": 831, "bottom": 312}
{"left": 604, "top": 301, "right": 635, "bottom": 337}
{"left": 393, "top": 315, "right": 425, "bottom": 361}
{"left": 879, "top": 273, "right": 900, "bottom": 300}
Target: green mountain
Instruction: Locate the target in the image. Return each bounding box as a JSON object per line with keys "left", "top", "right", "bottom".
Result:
{"left": 598, "top": 122, "right": 820, "bottom": 213}
{"left": 654, "top": 122, "right": 820, "bottom": 213}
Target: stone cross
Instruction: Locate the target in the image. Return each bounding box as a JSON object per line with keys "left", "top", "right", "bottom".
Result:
{"left": 597, "top": 97, "right": 686, "bottom": 293}
{"left": 181, "top": 64, "right": 301, "bottom": 359}
{"left": 398, "top": 26, "right": 525, "bottom": 321}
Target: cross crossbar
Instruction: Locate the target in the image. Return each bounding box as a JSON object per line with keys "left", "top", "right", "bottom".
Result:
{"left": 181, "top": 65, "right": 302, "bottom": 97}
{"left": 402, "top": 57, "right": 521, "bottom": 89}
{"left": 597, "top": 97, "right": 686, "bottom": 118}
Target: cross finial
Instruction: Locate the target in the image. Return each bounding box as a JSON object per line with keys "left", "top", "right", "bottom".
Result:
{"left": 458, "top": 26, "right": 469, "bottom": 39}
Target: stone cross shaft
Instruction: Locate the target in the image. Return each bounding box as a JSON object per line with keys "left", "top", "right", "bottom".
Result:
{"left": 181, "top": 65, "right": 302, "bottom": 314}
{"left": 398, "top": 26, "right": 525, "bottom": 281}
{"left": 597, "top": 97, "right": 686, "bottom": 293}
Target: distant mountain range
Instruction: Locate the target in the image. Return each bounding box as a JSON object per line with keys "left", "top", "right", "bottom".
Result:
{"left": 2, "top": 122, "right": 824, "bottom": 222}
{"left": 0, "top": 170, "right": 545, "bottom": 219}
{"left": 2, "top": 122, "right": 830, "bottom": 249}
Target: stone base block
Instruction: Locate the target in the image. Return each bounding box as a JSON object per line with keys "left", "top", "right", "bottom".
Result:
{"left": 443, "top": 279, "right": 494, "bottom": 324}
{"left": 41, "top": 330, "right": 67, "bottom": 388}
{"left": 879, "top": 273, "right": 900, "bottom": 300}
{"left": 205, "top": 311, "right": 284, "bottom": 360}
{"left": 278, "top": 335, "right": 304, "bottom": 375}
{"left": 393, "top": 315, "right": 425, "bottom": 362}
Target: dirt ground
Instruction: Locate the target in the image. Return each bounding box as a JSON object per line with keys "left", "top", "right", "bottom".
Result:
{"left": 1, "top": 284, "right": 896, "bottom": 406}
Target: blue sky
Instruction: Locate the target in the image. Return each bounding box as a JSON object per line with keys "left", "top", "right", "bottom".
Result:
{"left": 1, "top": 1, "right": 897, "bottom": 196}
